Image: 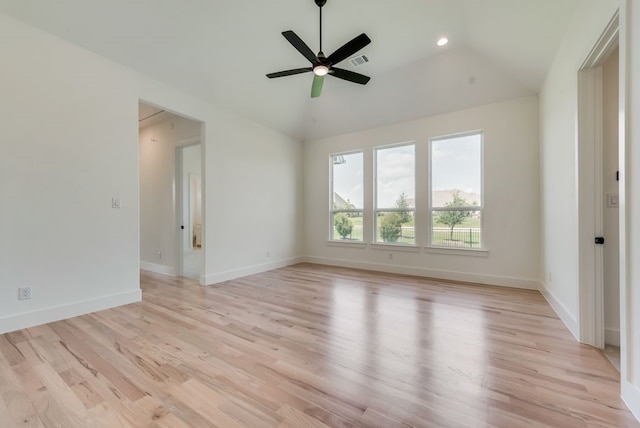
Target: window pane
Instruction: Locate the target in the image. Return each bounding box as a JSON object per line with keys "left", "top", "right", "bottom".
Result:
{"left": 430, "top": 132, "right": 482, "bottom": 249}
{"left": 376, "top": 144, "right": 415, "bottom": 209}
{"left": 332, "top": 152, "right": 363, "bottom": 210}
{"left": 332, "top": 152, "right": 363, "bottom": 241}
{"left": 376, "top": 211, "right": 415, "bottom": 244}
{"left": 431, "top": 210, "right": 481, "bottom": 248}
{"left": 431, "top": 134, "right": 481, "bottom": 208}
{"left": 375, "top": 144, "right": 415, "bottom": 244}
{"left": 332, "top": 212, "right": 363, "bottom": 241}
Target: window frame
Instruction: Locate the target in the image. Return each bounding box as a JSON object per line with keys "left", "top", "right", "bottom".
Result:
{"left": 373, "top": 141, "right": 417, "bottom": 246}
{"left": 329, "top": 150, "right": 364, "bottom": 242}
{"left": 427, "top": 131, "right": 484, "bottom": 250}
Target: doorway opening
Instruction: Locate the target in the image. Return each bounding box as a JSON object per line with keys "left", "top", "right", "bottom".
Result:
{"left": 601, "top": 46, "right": 620, "bottom": 369}
{"left": 176, "top": 143, "right": 203, "bottom": 279}
{"left": 576, "top": 13, "right": 620, "bottom": 363}
{"left": 138, "top": 102, "right": 204, "bottom": 281}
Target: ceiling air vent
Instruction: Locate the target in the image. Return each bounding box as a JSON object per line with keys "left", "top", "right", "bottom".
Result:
{"left": 349, "top": 54, "right": 369, "bottom": 67}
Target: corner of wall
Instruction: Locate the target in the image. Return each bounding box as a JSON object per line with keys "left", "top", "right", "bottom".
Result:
{"left": 539, "top": 280, "right": 579, "bottom": 340}
{"left": 202, "top": 256, "right": 304, "bottom": 285}
{"left": 140, "top": 261, "right": 176, "bottom": 277}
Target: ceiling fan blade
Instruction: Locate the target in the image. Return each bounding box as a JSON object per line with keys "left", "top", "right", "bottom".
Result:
{"left": 311, "top": 75, "right": 324, "bottom": 98}
{"left": 326, "top": 33, "right": 371, "bottom": 66}
{"left": 330, "top": 67, "right": 370, "bottom": 85}
{"left": 282, "top": 31, "right": 319, "bottom": 64}
{"left": 266, "top": 68, "right": 312, "bottom": 79}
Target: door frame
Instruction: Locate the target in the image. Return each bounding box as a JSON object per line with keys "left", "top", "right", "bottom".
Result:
{"left": 576, "top": 13, "right": 618, "bottom": 348}
{"left": 175, "top": 139, "right": 202, "bottom": 278}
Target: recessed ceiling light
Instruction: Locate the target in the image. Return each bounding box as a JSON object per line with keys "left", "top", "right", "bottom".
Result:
{"left": 437, "top": 37, "right": 449, "bottom": 47}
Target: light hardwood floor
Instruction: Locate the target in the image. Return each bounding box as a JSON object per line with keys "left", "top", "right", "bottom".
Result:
{"left": 0, "top": 263, "right": 637, "bottom": 427}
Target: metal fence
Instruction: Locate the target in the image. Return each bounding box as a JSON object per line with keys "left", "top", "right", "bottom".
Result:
{"left": 333, "top": 224, "right": 481, "bottom": 248}
{"left": 400, "top": 226, "right": 414, "bottom": 240}
{"left": 432, "top": 227, "right": 481, "bottom": 248}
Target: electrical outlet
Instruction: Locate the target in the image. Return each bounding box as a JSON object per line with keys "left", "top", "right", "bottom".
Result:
{"left": 18, "top": 286, "right": 32, "bottom": 300}
{"left": 388, "top": 253, "right": 393, "bottom": 260}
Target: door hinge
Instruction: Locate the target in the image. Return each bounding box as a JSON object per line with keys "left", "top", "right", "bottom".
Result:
{"left": 595, "top": 237, "right": 605, "bottom": 245}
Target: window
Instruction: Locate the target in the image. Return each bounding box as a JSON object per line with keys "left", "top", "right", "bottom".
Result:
{"left": 330, "top": 152, "right": 364, "bottom": 241}
{"left": 429, "top": 132, "right": 483, "bottom": 249}
{"left": 375, "top": 143, "right": 415, "bottom": 244}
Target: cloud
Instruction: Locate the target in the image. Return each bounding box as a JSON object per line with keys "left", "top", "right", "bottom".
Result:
{"left": 377, "top": 145, "right": 415, "bottom": 207}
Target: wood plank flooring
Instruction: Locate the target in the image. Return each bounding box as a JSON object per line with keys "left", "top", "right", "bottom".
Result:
{"left": 0, "top": 263, "right": 637, "bottom": 427}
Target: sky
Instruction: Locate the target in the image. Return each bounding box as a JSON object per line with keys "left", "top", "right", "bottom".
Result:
{"left": 332, "top": 134, "right": 481, "bottom": 209}
{"left": 431, "top": 133, "right": 482, "bottom": 195}
{"left": 376, "top": 144, "right": 415, "bottom": 207}
{"left": 333, "top": 152, "right": 364, "bottom": 208}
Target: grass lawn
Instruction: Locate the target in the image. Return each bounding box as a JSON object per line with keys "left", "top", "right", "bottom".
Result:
{"left": 332, "top": 214, "right": 481, "bottom": 247}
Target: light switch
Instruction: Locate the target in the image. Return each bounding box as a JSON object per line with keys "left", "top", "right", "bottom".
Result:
{"left": 112, "top": 197, "right": 121, "bottom": 209}
{"left": 607, "top": 194, "right": 619, "bottom": 208}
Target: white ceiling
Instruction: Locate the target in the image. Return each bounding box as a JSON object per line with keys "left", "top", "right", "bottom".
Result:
{"left": 0, "top": 0, "right": 578, "bottom": 140}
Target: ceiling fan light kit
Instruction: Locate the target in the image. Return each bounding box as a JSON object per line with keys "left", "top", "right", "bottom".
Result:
{"left": 266, "top": 0, "right": 371, "bottom": 98}
{"left": 313, "top": 65, "right": 329, "bottom": 76}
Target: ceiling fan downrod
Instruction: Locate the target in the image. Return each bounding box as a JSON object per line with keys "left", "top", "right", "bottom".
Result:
{"left": 316, "top": 0, "right": 326, "bottom": 54}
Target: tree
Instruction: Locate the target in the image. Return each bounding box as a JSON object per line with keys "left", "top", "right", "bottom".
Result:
{"left": 334, "top": 213, "right": 353, "bottom": 239}
{"left": 437, "top": 190, "right": 471, "bottom": 240}
{"left": 380, "top": 212, "right": 402, "bottom": 242}
{"left": 395, "top": 192, "right": 411, "bottom": 223}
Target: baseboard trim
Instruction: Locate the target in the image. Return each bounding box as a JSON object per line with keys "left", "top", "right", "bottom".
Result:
{"left": 0, "top": 289, "right": 141, "bottom": 335}
{"left": 605, "top": 327, "right": 620, "bottom": 346}
{"left": 202, "top": 257, "right": 304, "bottom": 285}
{"left": 622, "top": 380, "right": 640, "bottom": 423}
{"left": 539, "top": 281, "right": 579, "bottom": 340}
{"left": 302, "top": 256, "right": 539, "bottom": 290}
{"left": 140, "top": 261, "right": 176, "bottom": 276}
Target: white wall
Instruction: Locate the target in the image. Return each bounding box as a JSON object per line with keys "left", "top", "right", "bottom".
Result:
{"left": 202, "top": 118, "right": 304, "bottom": 284}
{"left": 138, "top": 111, "right": 304, "bottom": 285}
{"left": 538, "top": 0, "right": 619, "bottom": 337}
{"left": 0, "top": 13, "right": 141, "bottom": 333}
{"left": 621, "top": 0, "right": 640, "bottom": 418}
{"left": 0, "top": 12, "right": 302, "bottom": 333}
{"left": 139, "top": 115, "right": 201, "bottom": 275}
{"left": 303, "top": 96, "right": 540, "bottom": 289}
{"left": 540, "top": 0, "right": 640, "bottom": 419}
{"left": 602, "top": 48, "right": 620, "bottom": 346}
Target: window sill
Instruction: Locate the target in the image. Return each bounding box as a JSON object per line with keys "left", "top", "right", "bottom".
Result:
{"left": 327, "top": 240, "right": 367, "bottom": 249}
{"left": 424, "top": 246, "right": 489, "bottom": 257}
{"left": 370, "top": 243, "right": 420, "bottom": 252}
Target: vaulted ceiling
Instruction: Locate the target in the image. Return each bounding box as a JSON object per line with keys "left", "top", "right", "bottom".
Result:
{"left": 0, "top": 0, "right": 578, "bottom": 140}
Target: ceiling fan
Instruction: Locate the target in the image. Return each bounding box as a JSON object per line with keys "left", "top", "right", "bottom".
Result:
{"left": 266, "top": 0, "right": 371, "bottom": 98}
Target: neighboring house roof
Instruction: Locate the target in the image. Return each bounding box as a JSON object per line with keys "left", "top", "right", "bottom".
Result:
{"left": 335, "top": 190, "right": 479, "bottom": 209}
{"left": 333, "top": 192, "right": 353, "bottom": 209}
